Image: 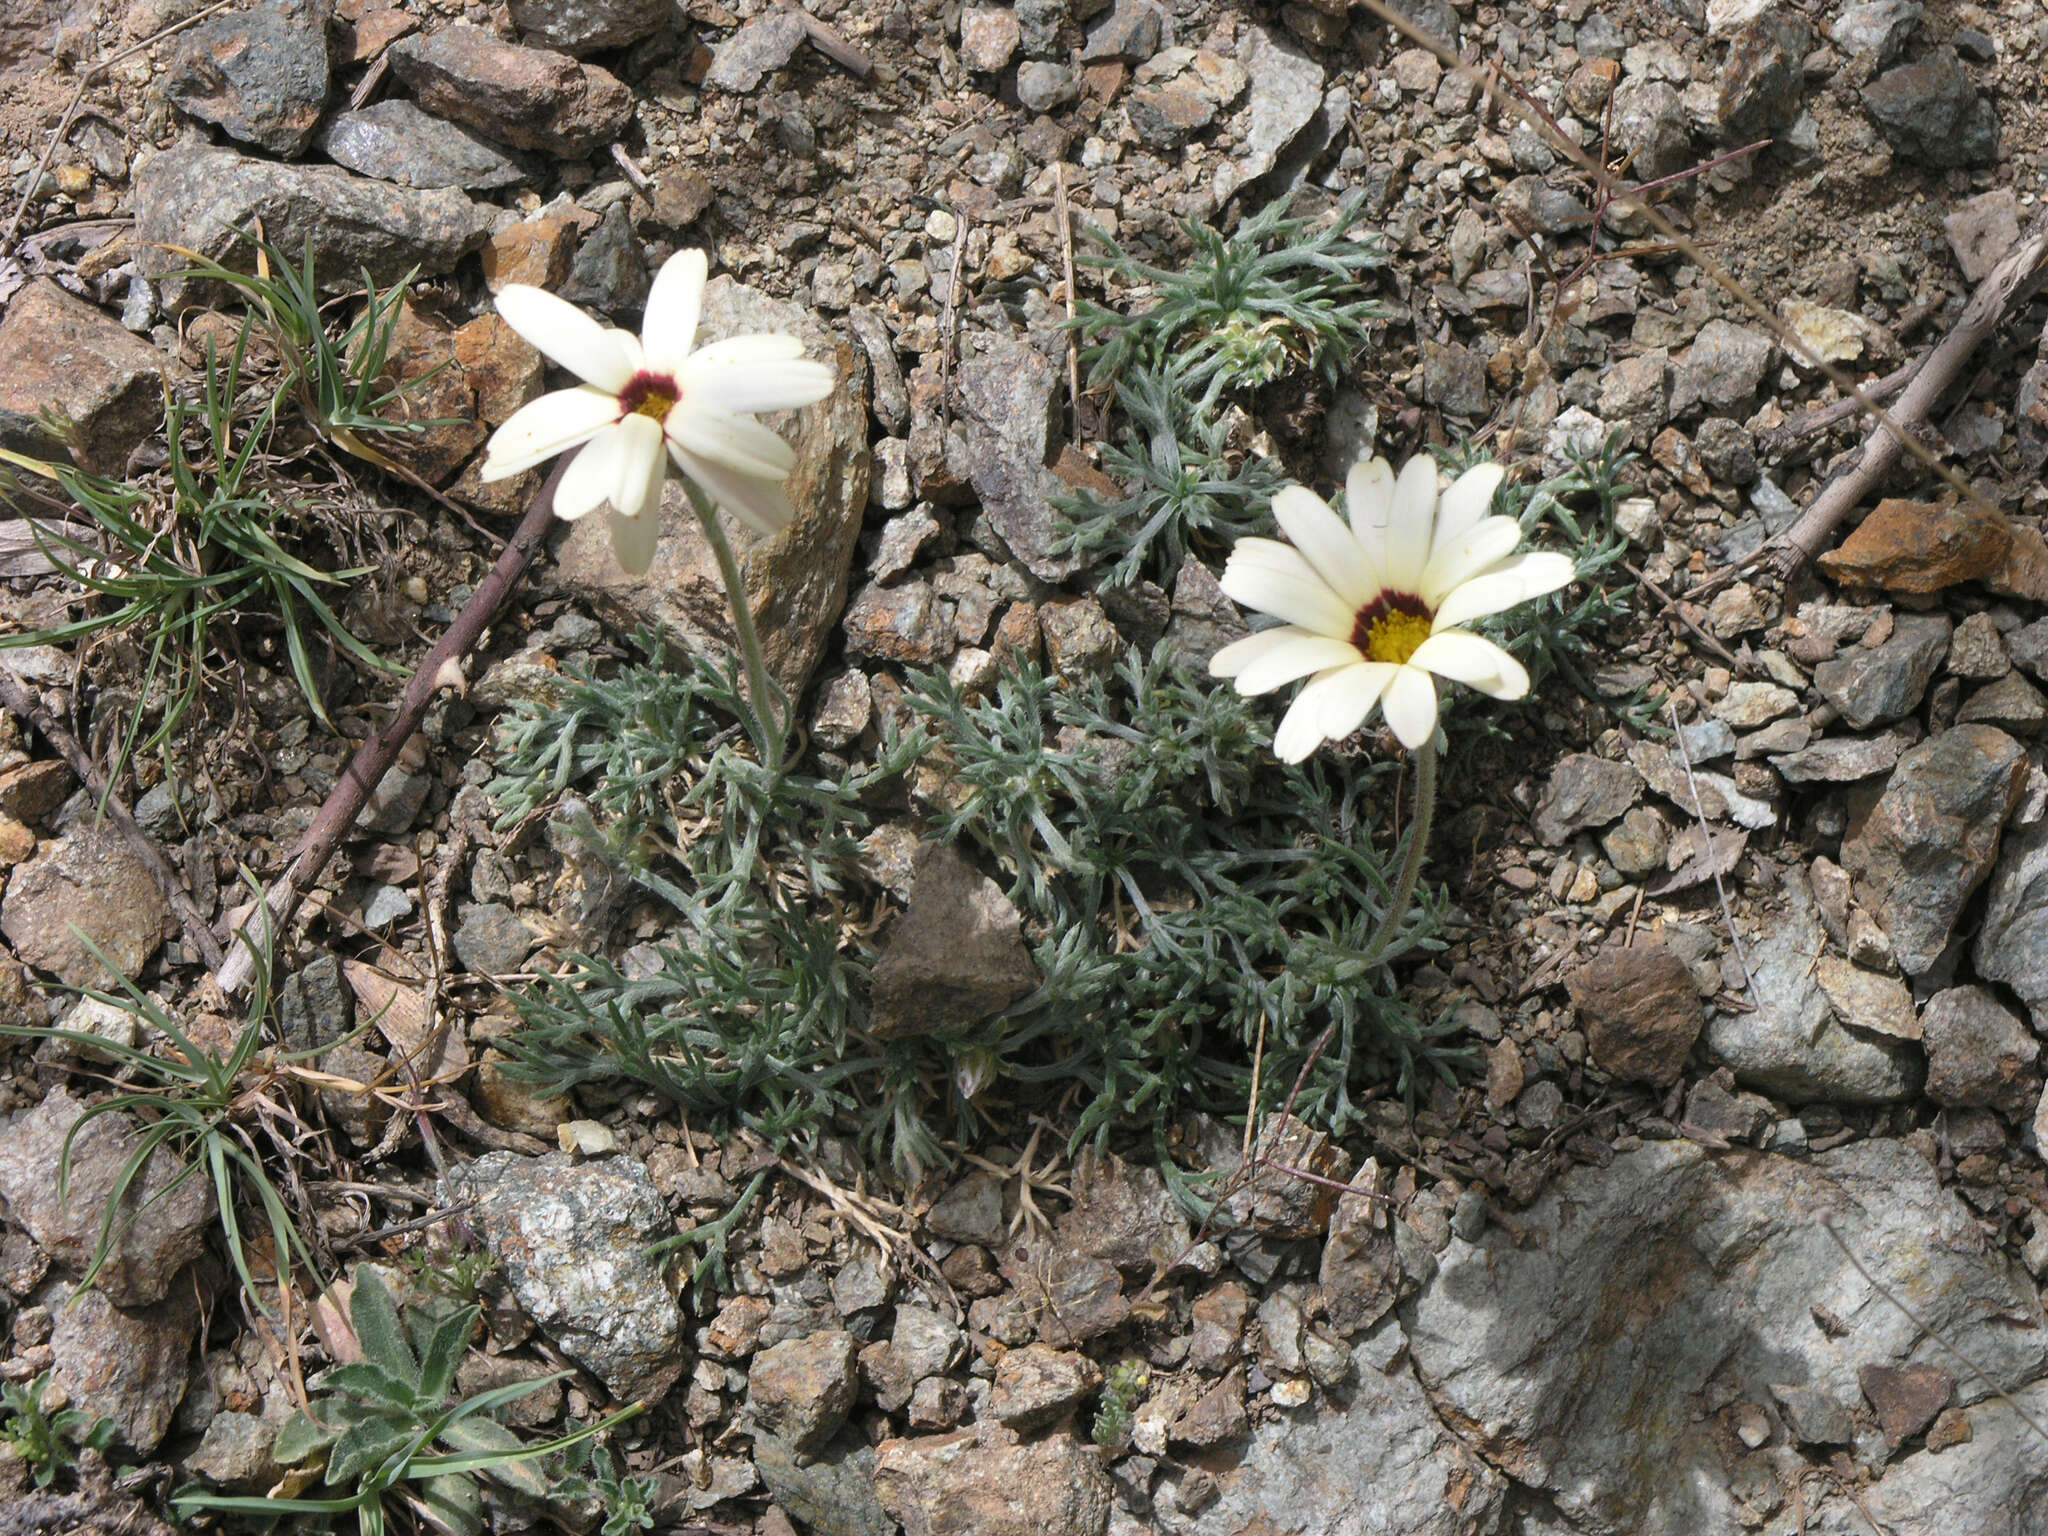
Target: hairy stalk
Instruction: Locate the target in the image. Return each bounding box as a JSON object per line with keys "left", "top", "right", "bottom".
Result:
{"left": 1360, "top": 735, "right": 1437, "bottom": 968}
{"left": 684, "top": 479, "right": 786, "bottom": 777}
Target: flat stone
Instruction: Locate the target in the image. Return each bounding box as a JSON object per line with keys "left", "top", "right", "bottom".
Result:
{"left": 317, "top": 100, "right": 527, "bottom": 190}
{"left": 1081, "top": 0, "right": 1162, "bottom": 61}
{"left": 1842, "top": 725, "right": 2026, "bottom": 973}
{"left": 1567, "top": 944, "right": 1703, "bottom": 1086}
{"left": 1705, "top": 869, "right": 1923, "bottom": 1103}
{"left": 0, "top": 279, "right": 168, "bottom": 474}
{"left": 0, "top": 1088, "right": 213, "bottom": 1307}
{"left": 451, "top": 901, "right": 535, "bottom": 975}
{"left": 752, "top": 1430, "right": 894, "bottom": 1536}
{"left": 993, "top": 1344, "right": 1102, "bottom": 1431}
{"left": 1058, "top": 1150, "right": 1191, "bottom": 1276}
{"left": 1770, "top": 727, "right": 1915, "bottom": 782}
{"left": 705, "top": 7, "right": 808, "bottom": 91}
{"left": 1407, "top": 1138, "right": 2046, "bottom": 1536}
{"left": 1222, "top": 1115, "right": 1351, "bottom": 1238}
{"left": 959, "top": 7, "right": 1021, "bottom": 71}
{"left": 443, "top": 1150, "right": 685, "bottom": 1403}
{"left": 509, "top": 0, "right": 668, "bottom": 54}
{"left": 1943, "top": 188, "right": 2022, "bottom": 284}
{"left": 1319, "top": 1163, "right": 1401, "bottom": 1337}
{"left": 388, "top": 25, "right": 633, "bottom": 156}
{"left": 164, "top": 0, "right": 330, "bottom": 156}
{"left": 1830, "top": 0, "right": 1921, "bottom": 66}
{"left": 874, "top": 1431, "right": 1113, "bottom": 1536}
{"left": 1213, "top": 25, "right": 1324, "bottom": 205}
{"left": 1861, "top": 46, "right": 1999, "bottom": 169}
{"left": 1712, "top": 681, "right": 1800, "bottom": 729}
{"left": 751, "top": 1331, "right": 859, "bottom": 1454}
{"left": 134, "top": 143, "right": 488, "bottom": 310}
{"left": 956, "top": 334, "right": 1077, "bottom": 583}
{"left": 555, "top": 276, "right": 869, "bottom": 706}
{"left": 1713, "top": 11, "right": 1808, "bottom": 143}
{"left": 183, "top": 1410, "right": 280, "bottom": 1489}
{"left": 863, "top": 1306, "right": 965, "bottom": 1414}
{"left": 1958, "top": 671, "right": 2047, "bottom": 735}
{"left": 1946, "top": 611, "right": 2009, "bottom": 678}
{"left": 1813, "top": 955, "right": 1918, "bottom": 1040}
{"left": 51, "top": 1282, "right": 199, "bottom": 1456}
{"left": 871, "top": 842, "right": 1039, "bottom": 1039}
{"left": 1170, "top": 1366, "right": 1249, "bottom": 1449}
{"left": 558, "top": 199, "right": 649, "bottom": 316}
{"left": 1675, "top": 319, "right": 1774, "bottom": 414}
{"left": 1813, "top": 612, "right": 1951, "bottom": 730}
{"left": 1818, "top": 499, "right": 2008, "bottom": 593}
{"left": 1, "top": 826, "right": 175, "bottom": 987}
{"left": 1771, "top": 1383, "right": 1855, "bottom": 1447}
{"left": 1920, "top": 985, "right": 2038, "bottom": 1112}
{"left": 926, "top": 1169, "right": 1005, "bottom": 1246}
{"left": 1860, "top": 1362, "right": 1953, "bottom": 1449}
{"left": 1629, "top": 741, "right": 1776, "bottom": 828}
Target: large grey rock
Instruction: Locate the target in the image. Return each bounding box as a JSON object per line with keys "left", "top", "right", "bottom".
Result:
{"left": 388, "top": 25, "right": 633, "bottom": 157}
{"left": 0, "top": 826, "right": 175, "bottom": 987}
{"left": 1213, "top": 25, "right": 1324, "bottom": 205}
{"left": 443, "top": 1151, "right": 685, "bottom": 1404}
{"left": 1713, "top": 11, "right": 1809, "bottom": 143}
{"left": 1861, "top": 47, "right": 2000, "bottom": 169}
{"left": 956, "top": 333, "right": 1078, "bottom": 583}
{"left": 164, "top": 0, "right": 330, "bottom": 156}
{"left": 1974, "top": 819, "right": 2048, "bottom": 1025}
{"left": 751, "top": 1430, "right": 893, "bottom": 1536}
{"left": 0, "top": 1089, "right": 213, "bottom": 1307}
{"left": 134, "top": 143, "right": 489, "bottom": 311}
{"left": 1674, "top": 319, "right": 1774, "bottom": 414}
{"left": 51, "top": 1282, "right": 200, "bottom": 1455}
{"left": 1814, "top": 612, "right": 1952, "bottom": 729}
{"left": 1842, "top": 725, "right": 2026, "bottom": 973}
{"left": 748, "top": 1331, "right": 859, "bottom": 1453}
{"left": 704, "top": 7, "right": 808, "bottom": 92}
{"left": 1704, "top": 868, "right": 1923, "bottom": 1102}
{"left": 510, "top": 0, "right": 669, "bottom": 55}
{"left": 317, "top": 100, "right": 527, "bottom": 190}
{"left": 1406, "top": 1139, "right": 2048, "bottom": 1536}
{"left": 1831, "top": 0, "right": 1921, "bottom": 67}
{"left": 1920, "top": 985, "right": 2038, "bottom": 1112}
{"left": 0, "top": 279, "right": 165, "bottom": 474}
{"left": 1190, "top": 1338, "right": 1507, "bottom": 1536}
{"left": 869, "top": 842, "right": 1039, "bottom": 1039}
{"left": 555, "top": 276, "right": 868, "bottom": 707}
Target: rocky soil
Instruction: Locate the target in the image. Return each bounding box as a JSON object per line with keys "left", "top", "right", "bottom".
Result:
{"left": 0, "top": 0, "right": 2047, "bottom": 1533}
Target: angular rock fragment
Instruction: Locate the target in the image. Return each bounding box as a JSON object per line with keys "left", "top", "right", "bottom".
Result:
{"left": 749, "top": 1331, "right": 859, "bottom": 1454}
{"left": 1567, "top": 944, "right": 1703, "bottom": 1086}
{"left": 0, "top": 279, "right": 165, "bottom": 473}
{"left": 1919, "top": 985, "right": 2038, "bottom": 1113}
{"left": 1812, "top": 612, "right": 1950, "bottom": 730}
{"left": 1817, "top": 499, "right": 2008, "bottom": 593}
{"left": 0, "top": 826, "right": 175, "bottom": 987}
{"left": 870, "top": 843, "right": 1039, "bottom": 1039}
{"left": 1532, "top": 753, "right": 1641, "bottom": 845}
{"left": 388, "top": 25, "right": 632, "bottom": 156}
{"left": 165, "top": 0, "right": 330, "bottom": 156}
{"left": 874, "top": 1431, "right": 1114, "bottom": 1536}
{"left": 509, "top": 0, "right": 669, "bottom": 55}
{"left": 317, "top": 100, "right": 528, "bottom": 190}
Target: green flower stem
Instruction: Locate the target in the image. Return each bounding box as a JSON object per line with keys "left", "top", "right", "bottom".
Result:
{"left": 683, "top": 478, "right": 786, "bottom": 776}
{"left": 1360, "top": 735, "right": 1437, "bottom": 967}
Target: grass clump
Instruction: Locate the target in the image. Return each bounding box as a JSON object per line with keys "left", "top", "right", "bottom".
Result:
{"left": 0, "top": 944, "right": 323, "bottom": 1317}
{"left": 0, "top": 1371, "right": 116, "bottom": 1488}
{"left": 177, "top": 1268, "right": 636, "bottom": 1536}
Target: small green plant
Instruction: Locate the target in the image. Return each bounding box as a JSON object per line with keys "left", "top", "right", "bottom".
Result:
{"left": 1092, "top": 1360, "right": 1150, "bottom": 1449}
{"left": 557, "top": 1442, "right": 659, "bottom": 1536}
{"left": 0, "top": 1371, "right": 116, "bottom": 1488}
{"left": 1073, "top": 191, "right": 1388, "bottom": 402}
{"left": 0, "top": 939, "right": 321, "bottom": 1317}
{"left": 398, "top": 1239, "right": 499, "bottom": 1305}
{"left": 177, "top": 1269, "right": 636, "bottom": 1536}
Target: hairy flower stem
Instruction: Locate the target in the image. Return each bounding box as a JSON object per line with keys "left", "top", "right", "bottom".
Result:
{"left": 1360, "top": 735, "right": 1437, "bottom": 967}
{"left": 684, "top": 479, "right": 787, "bottom": 777}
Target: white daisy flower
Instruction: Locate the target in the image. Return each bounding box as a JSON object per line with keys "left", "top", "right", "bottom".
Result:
{"left": 479, "top": 248, "right": 835, "bottom": 575}
{"left": 1210, "top": 455, "right": 1574, "bottom": 761}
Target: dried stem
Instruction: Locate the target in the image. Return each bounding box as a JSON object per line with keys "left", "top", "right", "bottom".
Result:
{"left": 214, "top": 454, "right": 571, "bottom": 994}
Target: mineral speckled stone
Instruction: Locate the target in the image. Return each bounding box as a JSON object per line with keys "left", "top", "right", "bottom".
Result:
{"left": 0, "top": 826, "right": 176, "bottom": 987}
{"left": 0, "top": 279, "right": 169, "bottom": 474}
{"left": 444, "top": 1150, "right": 685, "bottom": 1404}
{"left": 1566, "top": 944, "right": 1703, "bottom": 1087}
{"left": 164, "top": 0, "right": 331, "bottom": 156}
{"left": 387, "top": 25, "right": 633, "bottom": 156}
{"left": 873, "top": 1429, "right": 1115, "bottom": 1536}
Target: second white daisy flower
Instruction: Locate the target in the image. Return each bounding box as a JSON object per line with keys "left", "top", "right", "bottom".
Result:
{"left": 479, "top": 248, "right": 835, "bottom": 574}
{"left": 1210, "top": 455, "right": 1574, "bottom": 761}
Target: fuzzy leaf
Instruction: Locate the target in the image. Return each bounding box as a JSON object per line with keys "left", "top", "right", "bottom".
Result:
{"left": 437, "top": 1416, "right": 549, "bottom": 1500}
{"left": 414, "top": 1304, "right": 477, "bottom": 1407}
{"left": 271, "top": 1411, "right": 339, "bottom": 1467}
{"left": 412, "top": 1471, "right": 484, "bottom": 1536}
{"left": 349, "top": 1269, "right": 418, "bottom": 1386}
{"left": 321, "top": 1362, "right": 419, "bottom": 1414}
{"left": 326, "top": 1415, "right": 414, "bottom": 1488}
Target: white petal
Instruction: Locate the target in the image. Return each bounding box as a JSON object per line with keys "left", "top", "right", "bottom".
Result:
{"left": 1224, "top": 536, "right": 1331, "bottom": 587}
{"left": 683, "top": 354, "right": 836, "bottom": 415}
{"left": 1218, "top": 558, "right": 1357, "bottom": 639}
{"left": 1345, "top": 456, "right": 1396, "bottom": 555}
{"left": 1431, "top": 462, "right": 1505, "bottom": 559}
{"left": 1230, "top": 634, "right": 1366, "bottom": 697}
{"left": 1382, "top": 455, "right": 1439, "bottom": 594}
{"left": 1272, "top": 668, "right": 1347, "bottom": 763}
{"left": 607, "top": 506, "right": 660, "bottom": 575}
{"left": 1420, "top": 516, "right": 1524, "bottom": 607}
{"left": 1431, "top": 552, "right": 1575, "bottom": 630}
{"left": 1210, "top": 626, "right": 1306, "bottom": 680}
{"left": 665, "top": 405, "right": 796, "bottom": 480}
{"left": 611, "top": 413, "right": 668, "bottom": 522}
{"left": 493, "top": 286, "right": 634, "bottom": 392}
{"left": 1409, "top": 630, "right": 1530, "bottom": 699}
{"left": 687, "top": 334, "right": 807, "bottom": 367}
{"left": 555, "top": 425, "right": 632, "bottom": 521}
{"left": 1307, "top": 660, "right": 1398, "bottom": 741}
{"left": 641, "top": 249, "right": 708, "bottom": 373}
{"left": 479, "top": 386, "right": 617, "bottom": 480}
{"left": 1270, "top": 485, "right": 1379, "bottom": 608}
{"left": 671, "top": 443, "right": 795, "bottom": 535}
{"left": 1380, "top": 665, "right": 1440, "bottom": 750}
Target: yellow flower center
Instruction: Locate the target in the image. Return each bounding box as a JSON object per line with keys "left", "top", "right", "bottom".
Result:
{"left": 1363, "top": 607, "right": 1433, "bottom": 665}
{"left": 619, "top": 372, "right": 680, "bottom": 422}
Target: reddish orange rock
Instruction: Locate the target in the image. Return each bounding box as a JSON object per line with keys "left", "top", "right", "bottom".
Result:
{"left": 1817, "top": 498, "right": 2008, "bottom": 593}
